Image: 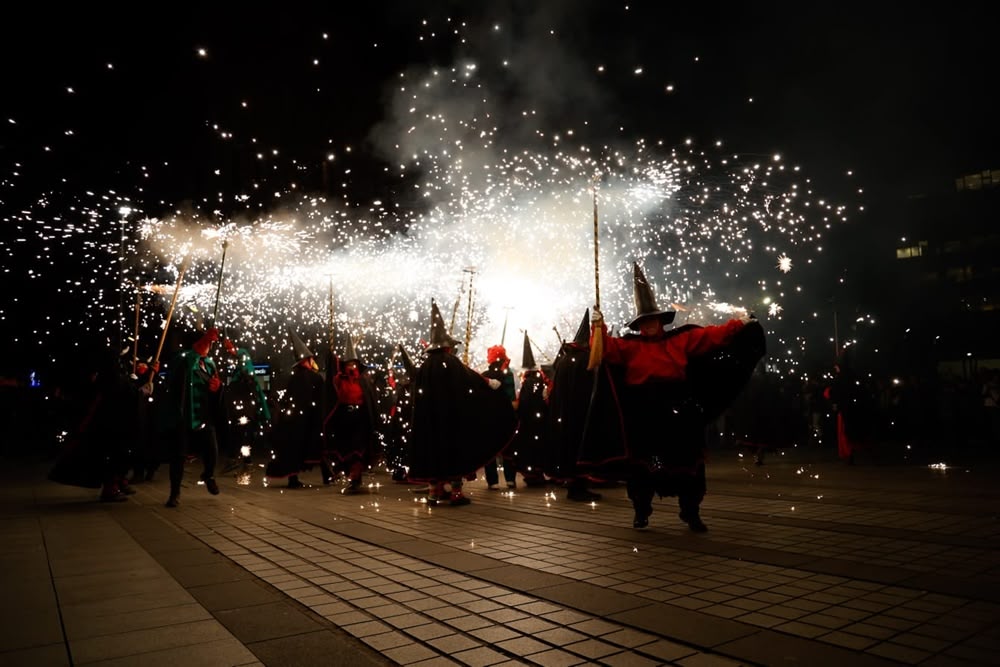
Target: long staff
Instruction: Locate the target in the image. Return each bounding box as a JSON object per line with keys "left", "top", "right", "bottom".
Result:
{"left": 587, "top": 176, "right": 603, "bottom": 369}
{"left": 462, "top": 268, "right": 476, "bottom": 365}
{"left": 211, "top": 240, "right": 229, "bottom": 328}
{"left": 131, "top": 283, "right": 143, "bottom": 376}
{"left": 145, "top": 258, "right": 189, "bottom": 394}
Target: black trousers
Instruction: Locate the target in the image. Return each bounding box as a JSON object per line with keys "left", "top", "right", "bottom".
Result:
{"left": 626, "top": 462, "right": 706, "bottom": 516}
{"left": 169, "top": 425, "right": 218, "bottom": 496}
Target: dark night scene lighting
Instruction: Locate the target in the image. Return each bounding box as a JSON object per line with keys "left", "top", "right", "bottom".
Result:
{"left": 1, "top": 3, "right": 997, "bottom": 413}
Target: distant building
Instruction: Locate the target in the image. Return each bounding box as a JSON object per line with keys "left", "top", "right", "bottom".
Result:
{"left": 890, "top": 169, "right": 1000, "bottom": 375}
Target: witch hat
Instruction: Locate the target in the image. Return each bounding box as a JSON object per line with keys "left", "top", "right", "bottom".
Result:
{"left": 573, "top": 309, "right": 590, "bottom": 345}
{"left": 426, "top": 300, "right": 461, "bottom": 351}
{"left": 521, "top": 331, "right": 537, "bottom": 370}
{"left": 397, "top": 343, "right": 418, "bottom": 378}
{"left": 343, "top": 334, "right": 362, "bottom": 365}
{"left": 627, "top": 261, "right": 675, "bottom": 330}
{"left": 289, "top": 329, "right": 314, "bottom": 362}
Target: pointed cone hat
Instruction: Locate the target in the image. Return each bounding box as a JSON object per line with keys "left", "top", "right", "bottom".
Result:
{"left": 426, "top": 300, "right": 461, "bottom": 351}
{"left": 289, "top": 329, "right": 314, "bottom": 362}
{"left": 573, "top": 309, "right": 590, "bottom": 345}
{"left": 521, "top": 330, "right": 537, "bottom": 370}
{"left": 627, "top": 261, "right": 675, "bottom": 330}
{"left": 343, "top": 334, "right": 361, "bottom": 365}
{"left": 397, "top": 343, "right": 418, "bottom": 377}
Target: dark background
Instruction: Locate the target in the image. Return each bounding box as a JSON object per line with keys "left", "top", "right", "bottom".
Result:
{"left": 1, "top": 3, "right": 997, "bottom": 376}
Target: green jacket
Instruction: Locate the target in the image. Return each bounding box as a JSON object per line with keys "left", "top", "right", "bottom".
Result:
{"left": 169, "top": 349, "right": 218, "bottom": 430}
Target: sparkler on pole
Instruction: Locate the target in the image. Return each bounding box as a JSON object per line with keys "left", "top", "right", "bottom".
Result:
{"left": 462, "top": 267, "right": 476, "bottom": 365}
{"left": 146, "top": 257, "right": 190, "bottom": 394}
{"left": 500, "top": 306, "right": 513, "bottom": 346}
{"left": 211, "top": 239, "right": 229, "bottom": 329}
{"left": 587, "top": 175, "right": 603, "bottom": 370}
{"left": 449, "top": 275, "right": 464, "bottom": 336}
{"left": 553, "top": 326, "right": 563, "bottom": 347}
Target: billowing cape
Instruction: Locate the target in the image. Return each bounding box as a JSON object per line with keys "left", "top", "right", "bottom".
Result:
{"left": 323, "top": 361, "right": 379, "bottom": 466}
{"left": 545, "top": 341, "right": 621, "bottom": 482}
{"left": 407, "top": 350, "right": 517, "bottom": 482}
{"left": 578, "top": 321, "right": 766, "bottom": 477}
{"left": 265, "top": 363, "right": 324, "bottom": 479}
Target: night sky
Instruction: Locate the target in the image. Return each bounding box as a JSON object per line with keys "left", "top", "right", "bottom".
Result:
{"left": 1, "top": 3, "right": 996, "bottom": 377}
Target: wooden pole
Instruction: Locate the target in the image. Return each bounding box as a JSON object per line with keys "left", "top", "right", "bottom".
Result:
{"left": 145, "top": 258, "right": 189, "bottom": 393}
{"left": 211, "top": 239, "right": 229, "bottom": 328}
{"left": 462, "top": 268, "right": 476, "bottom": 365}
{"left": 587, "top": 176, "right": 603, "bottom": 369}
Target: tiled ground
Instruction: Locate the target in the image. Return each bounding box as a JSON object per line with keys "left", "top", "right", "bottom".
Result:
{"left": 2, "top": 444, "right": 998, "bottom": 666}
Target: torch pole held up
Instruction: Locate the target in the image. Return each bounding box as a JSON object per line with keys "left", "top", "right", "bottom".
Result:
{"left": 211, "top": 239, "right": 229, "bottom": 330}
{"left": 587, "top": 176, "right": 603, "bottom": 370}
{"left": 146, "top": 257, "right": 189, "bottom": 394}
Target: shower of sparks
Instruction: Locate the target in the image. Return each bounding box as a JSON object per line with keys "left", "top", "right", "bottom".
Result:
{"left": 1, "top": 14, "right": 857, "bottom": 377}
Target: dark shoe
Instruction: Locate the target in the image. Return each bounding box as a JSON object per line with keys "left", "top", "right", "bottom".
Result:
{"left": 118, "top": 482, "right": 137, "bottom": 495}
{"left": 144, "top": 470, "right": 156, "bottom": 482}
{"left": 287, "top": 476, "right": 305, "bottom": 489}
{"left": 567, "top": 488, "right": 602, "bottom": 502}
{"left": 449, "top": 492, "right": 471, "bottom": 506}
{"left": 341, "top": 478, "right": 363, "bottom": 495}
{"left": 633, "top": 505, "right": 652, "bottom": 529}
{"left": 99, "top": 491, "right": 127, "bottom": 503}
{"left": 204, "top": 478, "right": 220, "bottom": 495}
{"left": 165, "top": 495, "right": 180, "bottom": 508}
{"left": 680, "top": 512, "right": 708, "bottom": 533}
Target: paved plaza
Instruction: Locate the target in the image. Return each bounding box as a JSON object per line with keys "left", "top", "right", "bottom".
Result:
{"left": 1, "top": 442, "right": 998, "bottom": 666}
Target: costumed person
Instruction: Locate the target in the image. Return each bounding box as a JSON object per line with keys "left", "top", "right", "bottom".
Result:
{"left": 823, "top": 354, "right": 876, "bottom": 465}
{"left": 481, "top": 343, "right": 518, "bottom": 490}
{"left": 511, "top": 331, "right": 550, "bottom": 487}
{"left": 49, "top": 347, "right": 137, "bottom": 502}
{"left": 582, "top": 262, "right": 764, "bottom": 531}
{"left": 324, "top": 334, "right": 378, "bottom": 494}
{"left": 545, "top": 310, "right": 603, "bottom": 502}
{"left": 127, "top": 356, "right": 161, "bottom": 483}
{"left": 218, "top": 336, "right": 271, "bottom": 475}
{"left": 265, "top": 330, "right": 325, "bottom": 488}
{"left": 381, "top": 344, "right": 419, "bottom": 482}
{"left": 407, "top": 300, "right": 517, "bottom": 505}
{"left": 163, "top": 327, "right": 224, "bottom": 507}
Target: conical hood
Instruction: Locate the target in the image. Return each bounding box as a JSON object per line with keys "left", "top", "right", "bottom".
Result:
{"left": 289, "top": 329, "right": 314, "bottom": 362}
{"left": 521, "top": 331, "right": 537, "bottom": 370}
{"left": 627, "top": 261, "right": 675, "bottom": 330}
{"left": 573, "top": 309, "right": 590, "bottom": 345}
{"left": 397, "top": 343, "right": 418, "bottom": 377}
{"left": 343, "top": 334, "right": 361, "bottom": 364}
{"left": 426, "top": 300, "right": 460, "bottom": 351}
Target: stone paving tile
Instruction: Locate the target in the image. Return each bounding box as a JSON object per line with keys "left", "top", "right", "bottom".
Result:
{"left": 11, "top": 456, "right": 1000, "bottom": 667}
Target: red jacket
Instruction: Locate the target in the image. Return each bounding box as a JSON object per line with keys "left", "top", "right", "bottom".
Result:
{"left": 595, "top": 319, "right": 746, "bottom": 385}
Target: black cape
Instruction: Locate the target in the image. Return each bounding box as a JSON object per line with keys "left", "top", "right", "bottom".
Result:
{"left": 407, "top": 350, "right": 517, "bottom": 482}
{"left": 578, "top": 321, "right": 766, "bottom": 477}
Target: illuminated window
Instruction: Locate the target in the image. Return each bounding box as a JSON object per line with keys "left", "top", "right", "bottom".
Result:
{"left": 896, "top": 241, "right": 927, "bottom": 259}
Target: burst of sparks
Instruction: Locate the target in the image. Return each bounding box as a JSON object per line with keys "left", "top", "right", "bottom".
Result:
{"left": 1, "top": 13, "right": 856, "bottom": 378}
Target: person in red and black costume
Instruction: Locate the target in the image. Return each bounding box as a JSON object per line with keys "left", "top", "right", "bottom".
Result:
{"left": 324, "top": 335, "right": 378, "bottom": 494}
{"left": 583, "top": 262, "right": 763, "bottom": 531}
{"left": 481, "top": 343, "right": 518, "bottom": 489}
